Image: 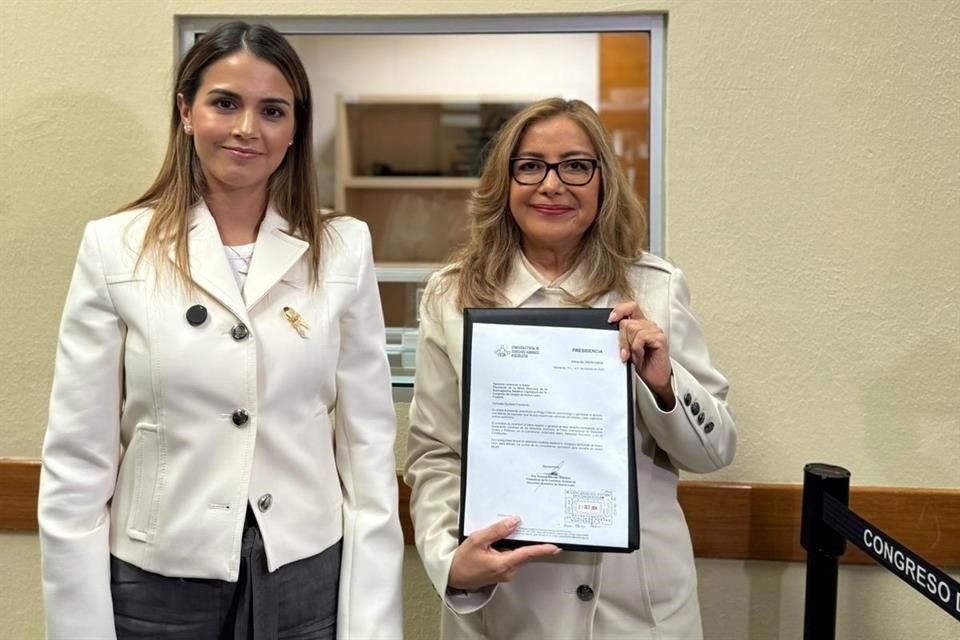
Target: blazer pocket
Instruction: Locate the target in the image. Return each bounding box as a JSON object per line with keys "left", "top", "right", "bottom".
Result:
{"left": 313, "top": 402, "right": 330, "bottom": 419}
{"left": 125, "top": 422, "right": 161, "bottom": 541}
{"left": 104, "top": 273, "right": 144, "bottom": 285}
{"left": 314, "top": 403, "right": 337, "bottom": 448}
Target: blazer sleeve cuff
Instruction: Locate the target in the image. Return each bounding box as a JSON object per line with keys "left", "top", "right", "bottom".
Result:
{"left": 444, "top": 584, "right": 498, "bottom": 615}
{"left": 635, "top": 360, "right": 735, "bottom": 472}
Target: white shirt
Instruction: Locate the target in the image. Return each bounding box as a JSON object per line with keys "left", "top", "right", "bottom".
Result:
{"left": 224, "top": 242, "right": 255, "bottom": 290}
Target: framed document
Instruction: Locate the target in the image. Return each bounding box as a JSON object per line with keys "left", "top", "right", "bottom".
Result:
{"left": 459, "top": 308, "right": 639, "bottom": 553}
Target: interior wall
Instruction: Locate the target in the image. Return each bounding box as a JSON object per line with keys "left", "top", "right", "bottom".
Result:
{"left": 2, "top": 1, "right": 957, "bottom": 638}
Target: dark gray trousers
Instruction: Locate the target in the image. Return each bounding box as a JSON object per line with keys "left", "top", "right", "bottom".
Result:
{"left": 111, "top": 512, "right": 341, "bottom": 640}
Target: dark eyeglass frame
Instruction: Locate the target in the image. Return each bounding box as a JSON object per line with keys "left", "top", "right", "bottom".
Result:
{"left": 509, "top": 157, "right": 600, "bottom": 186}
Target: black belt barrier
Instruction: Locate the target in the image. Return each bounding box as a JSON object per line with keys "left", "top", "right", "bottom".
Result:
{"left": 801, "top": 463, "right": 959, "bottom": 640}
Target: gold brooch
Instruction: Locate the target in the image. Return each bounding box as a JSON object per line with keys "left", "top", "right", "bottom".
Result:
{"left": 282, "top": 306, "right": 309, "bottom": 338}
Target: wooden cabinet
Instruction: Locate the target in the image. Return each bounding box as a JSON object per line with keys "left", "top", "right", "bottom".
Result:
{"left": 598, "top": 33, "right": 651, "bottom": 221}
{"left": 334, "top": 95, "right": 528, "bottom": 382}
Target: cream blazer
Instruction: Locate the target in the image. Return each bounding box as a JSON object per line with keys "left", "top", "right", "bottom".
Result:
{"left": 404, "top": 253, "right": 736, "bottom": 640}
{"left": 39, "top": 203, "right": 404, "bottom": 640}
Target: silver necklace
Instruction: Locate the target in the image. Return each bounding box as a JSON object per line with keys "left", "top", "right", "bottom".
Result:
{"left": 226, "top": 244, "right": 254, "bottom": 276}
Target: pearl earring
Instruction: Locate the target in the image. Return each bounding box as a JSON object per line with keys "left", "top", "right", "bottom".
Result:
{"left": 183, "top": 124, "right": 193, "bottom": 135}
{"left": 288, "top": 140, "right": 294, "bottom": 147}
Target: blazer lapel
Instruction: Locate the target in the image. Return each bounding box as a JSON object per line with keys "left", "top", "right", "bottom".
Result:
{"left": 242, "top": 207, "right": 309, "bottom": 310}
{"left": 181, "top": 203, "right": 249, "bottom": 322}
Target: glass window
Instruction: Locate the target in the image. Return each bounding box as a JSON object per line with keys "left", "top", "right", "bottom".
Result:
{"left": 179, "top": 16, "right": 664, "bottom": 390}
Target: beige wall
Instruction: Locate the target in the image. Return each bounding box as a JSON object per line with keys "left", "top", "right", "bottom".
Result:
{"left": 2, "top": 0, "right": 958, "bottom": 638}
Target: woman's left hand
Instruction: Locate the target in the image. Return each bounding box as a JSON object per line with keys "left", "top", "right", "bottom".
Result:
{"left": 609, "top": 302, "right": 676, "bottom": 410}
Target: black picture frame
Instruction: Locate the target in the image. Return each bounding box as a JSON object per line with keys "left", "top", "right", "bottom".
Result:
{"left": 459, "top": 307, "right": 639, "bottom": 553}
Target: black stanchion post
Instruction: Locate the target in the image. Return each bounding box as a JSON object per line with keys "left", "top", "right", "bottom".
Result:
{"left": 800, "top": 463, "right": 851, "bottom": 640}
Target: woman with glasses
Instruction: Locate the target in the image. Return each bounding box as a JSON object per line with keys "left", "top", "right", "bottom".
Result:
{"left": 38, "top": 22, "right": 403, "bottom": 639}
{"left": 405, "top": 98, "right": 736, "bottom": 639}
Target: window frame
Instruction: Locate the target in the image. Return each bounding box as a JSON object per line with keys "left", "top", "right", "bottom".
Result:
{"left": 177, "top": 14, "right": 666, "bottom": 399}
{"left": 177, "top": 14, "right": 665, "bottom": 255}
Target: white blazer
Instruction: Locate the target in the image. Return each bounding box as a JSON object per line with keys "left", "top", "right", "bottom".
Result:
{"left": 39, "top": 203, "right": 404, "bottom": 640}
{"left": 404, "top": 252, "right": 736, "bottom": 640}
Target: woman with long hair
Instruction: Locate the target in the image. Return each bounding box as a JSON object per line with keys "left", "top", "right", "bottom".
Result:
{"left": 39, "top": 21, "right": 403, "bottom": 639}
{"left": 405, "top": 98, "right": 736, "bottom": 639}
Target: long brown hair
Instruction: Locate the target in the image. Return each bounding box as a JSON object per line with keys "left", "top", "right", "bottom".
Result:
{"left": 123, "top": 21, "right": 329, "bottom": 286}
{"left": 446, "top": 98, "right": 647, "bottom": 309}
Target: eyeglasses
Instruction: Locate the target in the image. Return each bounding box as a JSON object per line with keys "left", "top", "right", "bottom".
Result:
{"left": 509, "top": 157, "right": 600, "bottom": 186}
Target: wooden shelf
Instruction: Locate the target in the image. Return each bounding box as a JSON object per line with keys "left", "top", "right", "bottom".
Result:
{"left": 343, "top": 176, "right": 479, "bottom": 190}
{"left": 333, "top": 94, "right": 529, "bottom": 349}
{"left": 334, "top": 93, "right": 529, "bottom": 269}
{"left": 340, "top": 94, "right": 537, "bottom": 106}
{"left": 376, "top": 263, "right": 439, "bottom": 282}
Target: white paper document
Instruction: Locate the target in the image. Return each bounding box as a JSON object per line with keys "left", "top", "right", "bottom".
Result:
{"left": 462, "top": 321, "right": 634, "bottom": 549}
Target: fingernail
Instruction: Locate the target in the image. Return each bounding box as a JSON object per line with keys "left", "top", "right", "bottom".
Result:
{"left": 506, "top": 516, "right": 520, "bottom": 528}
{"left": 607, "top": 310, "right": 617, "bottom": 322}
{"left": 621, "top": 348, "right": 629, "bottom": 361}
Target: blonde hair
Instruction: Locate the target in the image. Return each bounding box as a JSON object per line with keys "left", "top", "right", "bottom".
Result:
{"left": 122, "top": 21, "right": 331, "bottom": 287}
{"left": 446, "top": 98, "right": 647, "bottom": 309}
